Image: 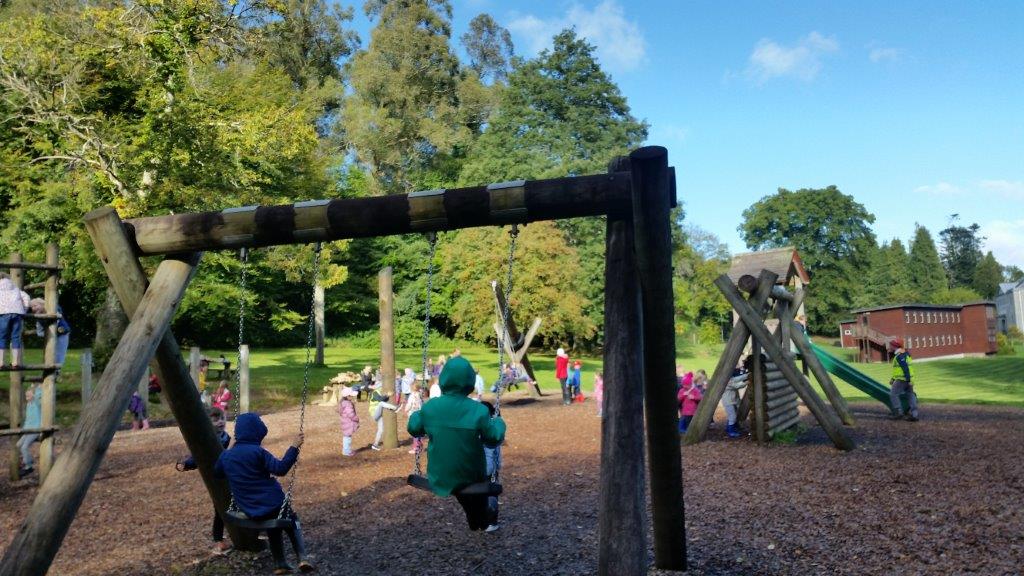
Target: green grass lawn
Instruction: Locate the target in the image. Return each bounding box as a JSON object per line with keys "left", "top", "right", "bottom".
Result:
{"left": 2, "top": 337, "right": 1021, "bottom": 427}
{"left": 810, "top": 340, "right": 1024, "bottom": 407}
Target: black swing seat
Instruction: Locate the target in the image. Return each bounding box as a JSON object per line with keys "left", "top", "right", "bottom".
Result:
{"left": 407, "top": 474, "right": 503, "bottom": 497}
{"left": 222, "top": 509, "right": 296, "bottom": 531}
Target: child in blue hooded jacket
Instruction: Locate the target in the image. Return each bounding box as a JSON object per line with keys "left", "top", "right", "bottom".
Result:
{"left": 214, "top": 413, "right": 313, "bottom": 574}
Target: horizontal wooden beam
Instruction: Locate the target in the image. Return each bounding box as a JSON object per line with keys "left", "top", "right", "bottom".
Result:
{"left": 113, "top": 171, "right": 636, "bottom": 255}
{"left": 0, "top": 262, "right": 61, "bottom": 272}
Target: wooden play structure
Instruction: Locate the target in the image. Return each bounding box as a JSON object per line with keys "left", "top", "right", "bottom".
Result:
{"left": 1, "top": 245, "right": 63, "bottom": 483}
{"left": 0, "top": 147, "right": 685, "bottom": 576}
{"left": 491, "top": 278, "right": 543, "bottom": 397}
{"left": 682, "top": 267, "right": 856, "bottom": 450}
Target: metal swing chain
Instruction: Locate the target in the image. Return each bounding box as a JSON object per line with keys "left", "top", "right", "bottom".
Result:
{"left": 494, "top": 225, "right": 519, "bottom": 417}
{"left": 280, "top": 242, "right": 322, "bottom": 519}
{"left": 414, "top": 232, "right": 439, "bottom": 477}
{"left": 232, "top": 248, "right": 249, "bottom": 419}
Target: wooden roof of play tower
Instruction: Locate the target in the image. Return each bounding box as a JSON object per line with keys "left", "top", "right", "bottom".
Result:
{"left": 727, "top": 247, "right": 810, "bottom": 286}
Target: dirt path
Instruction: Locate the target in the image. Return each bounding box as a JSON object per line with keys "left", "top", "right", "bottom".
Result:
{"left": 2, "top": 396, "right": 1022, "bottom": 575}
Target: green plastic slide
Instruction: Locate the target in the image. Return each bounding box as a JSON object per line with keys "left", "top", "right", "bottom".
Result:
{"left": 808, "top": 342, "right": 904, "bottom": 411}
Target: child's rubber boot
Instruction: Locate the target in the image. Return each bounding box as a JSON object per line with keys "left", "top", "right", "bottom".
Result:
{"left": 142, "top": 418, "right": 151, "bottom": 430}
{"left": 131, "top": 420, "right": 141, "bottom": 431}
{"left": 298, "top": 560, "right": 315, "bottom": 573}
{"left": 726, "top": 423, "right": 741, "bottom": 438}
{"left": 273, "top": 565, "right": 294, "bottom": 575}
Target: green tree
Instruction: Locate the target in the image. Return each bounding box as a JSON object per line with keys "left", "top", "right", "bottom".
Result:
{"left": 457, "top": 29, "right": 647, "bottom": 344}
{"left": 674, "top": 222, "right": 731, "bottom": 339}
{"left": 908, "top": 225, "right": 947, "bottom": 300}
{"left": 461, "top": 13, "right": 514, "bottom": 83}
{"left": 1004, "top": 265, "right": 1024, "bottom": 283}
{"left": 859, "top": 238, "right": 918, "bottom": 306}
{"left": 972, "top": 251, "right": 1003, "bottom": 299}
{"left": 0, "top": 0, "right": 349, "bottom": 353}
{"left": 739, "top": 186, "right": 876, "bottom": 334}
{"left": 939, "top": 215, "right": 984, "bottom": 289}
{"left": 341, "top": 0, "right": 467, "bottom": 194}
{"left": 261, "top": 0, "right": 359, "bottom": 90}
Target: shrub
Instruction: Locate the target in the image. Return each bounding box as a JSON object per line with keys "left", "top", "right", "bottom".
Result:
{"left": 996, "top": 333, "right": 1016, "bottom": 355}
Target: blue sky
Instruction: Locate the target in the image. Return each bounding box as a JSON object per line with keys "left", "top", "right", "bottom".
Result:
{"left": 349, "top": 1, "right": 1024, "bottom": 268}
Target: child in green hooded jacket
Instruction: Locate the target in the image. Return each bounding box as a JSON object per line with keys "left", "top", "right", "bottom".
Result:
{"left": 407, "top": 356, "right": 506, "bottom": 531}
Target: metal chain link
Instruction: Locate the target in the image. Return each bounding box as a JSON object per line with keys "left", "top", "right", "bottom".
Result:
{"left": 489, "top": 226, "right": 519, "bottom": 485}
{"left": 279, "top": 242, "right": 322, "bottom": 518}
{"left": 232, "top": 248, "right": 249, "bottom": 419}
{"left": 494, "top": 225, "right": 519, "bottom": 419}
{"left": 414, "top": 233, "right": 438, "bottom": 477}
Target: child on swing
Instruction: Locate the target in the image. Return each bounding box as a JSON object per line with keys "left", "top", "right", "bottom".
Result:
{"left": 176, "top": 407, "right": 233, "bottom": 555}
{"left": 407, "top": 357, "right": 506, "bottom": 532}
{"left": 214, "top": 413, "right": 313, "bottom": 574}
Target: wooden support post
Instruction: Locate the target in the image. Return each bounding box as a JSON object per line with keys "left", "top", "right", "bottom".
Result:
{"left": 313, "top": 284, "right": 325, "bottom": 367}
{"left": 239, "top": 345, "right": 250, "bottom": 414}
{"left": 491, "top": 280, "right": 542, "bottom": 398}
{"left": 683, "top": 270, "right": 776, "bottom": 445}
{"left": 717, "top": 276, "right": 855, "bottom": 451}
{"left": 598, "top": 158, "right": 646, "bottom": 576}
{"left": 751, "top": 339, "right": 766, "bottom": 444}
{"left": 379, "top": 267, "right": 397, "bottom": 449}
{"left": 788, "top": 321, "right": 856, "bottom": 425}
{"left": 38, "top": 243, "right": 59, "bottom": 482}
{"left": 8, "top": 252, "right": 24, "bottom": 482}
{"left": 189, "top": 347, "right": 201, "bottom": 391}
{"left": 628, "top": 146, "right": 685, "bottom": 570}
{"left": 81, "top": 207, "right": 258, "bottom": 551}
{"left": 80, "top": 349, "right": 92, "bottom": 404}
{"left": 0, "top": 254, "right": 202, "bottom": 576}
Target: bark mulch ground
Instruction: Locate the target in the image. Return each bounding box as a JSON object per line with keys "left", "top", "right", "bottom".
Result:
{"left": 2, "top": 397, "right": 1022, "bottom": 575}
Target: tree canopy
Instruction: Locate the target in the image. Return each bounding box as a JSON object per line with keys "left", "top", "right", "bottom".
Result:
{"left": 739, "top": 186, "right": 876, "bottom": 333}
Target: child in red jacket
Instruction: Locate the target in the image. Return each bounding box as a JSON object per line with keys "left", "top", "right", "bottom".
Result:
{"left": 677, "top": 372, "right": 701, "bottom": 433}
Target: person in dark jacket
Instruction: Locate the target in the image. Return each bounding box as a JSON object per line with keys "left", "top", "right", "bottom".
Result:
{"left": 214, "top": 413, "right": 313, "bottom": 574}
{"left": 177, "top": 407, "right": 233, "bottom": 555}
{"left": 888, "top": 339, "right": 919, "bottom": 421}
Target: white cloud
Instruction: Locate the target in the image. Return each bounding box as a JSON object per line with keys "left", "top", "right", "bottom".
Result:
{"left": 745, "top": 31, "right": 839, "bottom": 82}
{"left": 981, "top": 219, "right": 1024, "bottom": 267}
{"left": 914, "top": 182, "right": 963, "bottom": 196}
{"left": 507, "top": 0, "right": 647, "bottom": 74}
{"left": 979, "top": 179, "right": 1024, "bottom": 200}
{"left": 868, "top": 46, "right": 900, "bottom": 63}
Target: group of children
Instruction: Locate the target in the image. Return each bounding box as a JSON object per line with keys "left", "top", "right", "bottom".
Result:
{"left": 677, "top": 358, "right": 759, "bottom": 438}
{"left": 176, "top": 355, "right": 506, "bottom": 573}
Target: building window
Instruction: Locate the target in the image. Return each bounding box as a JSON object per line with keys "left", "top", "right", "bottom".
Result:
{"left": 929, "top": 336, "right": 934, "bottom": 347}
{"left": 905, "top": 312, "right": 910, "bottom": 324}
{"left": 958, "top": 334, "right": 963, "bottom": 344}
{"left": 844, "top": 329, "right": 851, "bottom": 335}
{"left": 956, "top": 313, "right": 960, "bottom": 323}
{"left": 914, "top": 337, "right": 920, "bottom": 348}
{"left": 914, "top": 312, "right": 919, "bottom": 323}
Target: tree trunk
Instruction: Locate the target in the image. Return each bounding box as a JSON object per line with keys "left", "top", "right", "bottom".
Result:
{"left": 91, "top": 287, "right": 128, "bottom": 372}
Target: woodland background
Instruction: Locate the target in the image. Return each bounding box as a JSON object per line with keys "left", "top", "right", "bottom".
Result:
{"left": 1, "top": 0, "right": 1019, "bottom": 364}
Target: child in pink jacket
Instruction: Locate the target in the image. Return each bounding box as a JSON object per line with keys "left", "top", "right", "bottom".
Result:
{"left": 337, "top": 386, "right": 359, "bottom": 456}
{"left": 677, "top": 372, "right": 701, "bottom": 433}
{"left": 593, "top": 372, "right": 604, "bottom": 417}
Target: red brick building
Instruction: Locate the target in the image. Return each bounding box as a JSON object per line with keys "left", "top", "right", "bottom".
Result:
{"left": 839, "top": 302, "right": 997, "bottom": 362}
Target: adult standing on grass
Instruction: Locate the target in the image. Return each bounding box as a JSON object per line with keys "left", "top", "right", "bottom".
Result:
{"left": 555, "top": 348, "right": 571, "bottom": 405}
{"left": 889, "top": 339, "right": 919, "bottom": 422}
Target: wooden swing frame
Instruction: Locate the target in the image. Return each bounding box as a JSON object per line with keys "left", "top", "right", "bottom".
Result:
{"left": 0, "top": 146, "right": 685, "bottom": 576}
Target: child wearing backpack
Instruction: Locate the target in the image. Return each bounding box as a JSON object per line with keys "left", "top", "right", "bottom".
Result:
{"left": 214, "top": 413, "right": 313, "bottom": 574}
{"left": 176, "top": 407, "right": 233, "bottom": 555}
{"left": 407, "top": 357, "right": 506, "bottom": 531}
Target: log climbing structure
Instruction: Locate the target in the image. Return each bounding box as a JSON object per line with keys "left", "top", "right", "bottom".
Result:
{"left": 682, "top": 270, "right": 856, "bottom": 451}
